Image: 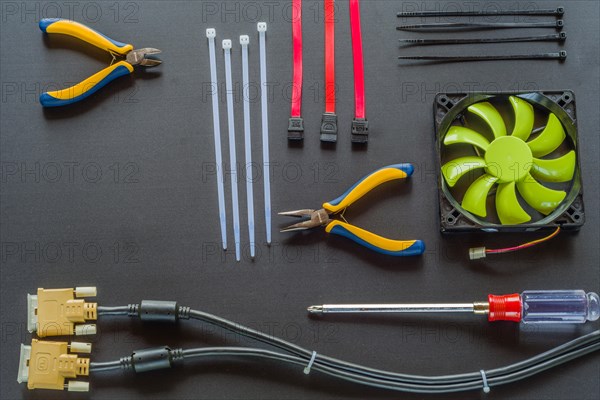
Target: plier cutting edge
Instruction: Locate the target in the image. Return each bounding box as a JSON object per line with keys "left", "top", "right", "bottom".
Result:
{"left": 39, "top": 18, "right": 161, "bottom": 107}
{"left": 280, "top": 164, "right": 425, "bottom": 256}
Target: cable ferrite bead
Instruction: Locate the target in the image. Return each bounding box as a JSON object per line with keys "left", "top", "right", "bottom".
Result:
{"left": 125, "top": 347, "right": 184, "bottom": 373}
{"left": 128, "top": 301, "right": 181, "bottom": 323}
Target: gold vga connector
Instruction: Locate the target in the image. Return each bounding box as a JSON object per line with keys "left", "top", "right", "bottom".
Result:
{"left": 18, "top": 339, "right": 91, "bottom": 391}
{"left": 28, "top": 287, "right": 98, "bottom": 337}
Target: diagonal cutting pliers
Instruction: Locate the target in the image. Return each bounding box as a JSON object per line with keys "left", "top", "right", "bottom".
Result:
{"left": 280, "top": 164, "right": 425, "bottom": 256}
{"left": 39, "top": 18, "right": 161, "bottom": 107}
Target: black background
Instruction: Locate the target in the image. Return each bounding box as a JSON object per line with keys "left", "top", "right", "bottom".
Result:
{"left": 1, "top": 1, "right": 599, "bottom": 399}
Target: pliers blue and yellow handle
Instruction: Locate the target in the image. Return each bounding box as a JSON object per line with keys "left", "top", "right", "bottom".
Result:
{"left": 280, "top": 164, "right": 425, "bottom": 256}
{"left": 39, "top": 18, "right": 161, "bottom": 107}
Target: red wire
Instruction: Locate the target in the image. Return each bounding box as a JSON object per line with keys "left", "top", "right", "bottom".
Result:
{"left": 291, "top": 0, "right": 303, "bottom": 118}
{"left": 486, "top": 227, "right": 561, "bottom": 254}
{"left": 349, "top": 0, "right": 365, "bottom": 119}
{"left": 324, "top": 0, "right": 335, "bottom": 114}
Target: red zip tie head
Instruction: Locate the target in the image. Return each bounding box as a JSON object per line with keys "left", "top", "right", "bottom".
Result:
{"left": 488, "top": 293, "right": 522, "bottom": 322}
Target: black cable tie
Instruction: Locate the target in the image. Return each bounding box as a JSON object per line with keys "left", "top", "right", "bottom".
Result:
{"left": 398, "top": 51, "right": 567, "bottom": 62}
{"left": 397, "top": 6, "right": 564, "bottom": 17}
{"left": 398, "top": 32, "right": 567, "bottom": 45}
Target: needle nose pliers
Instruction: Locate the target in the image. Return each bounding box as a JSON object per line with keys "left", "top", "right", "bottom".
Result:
{"left": 39, "top": 18, "right": 161, "bottom": 107}
{"left": 280, "top": 164, "right": 425, "bottom": 256}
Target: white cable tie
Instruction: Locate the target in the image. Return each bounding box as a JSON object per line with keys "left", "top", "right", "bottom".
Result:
{"left": 303, "top": 351, "right": 317, "bottom": 374}
{"left": 223, "top": 39, "right": 241, "bottom": 262}
{"left": 258, "top": 22, "right": 271, "bottom": 245}
{"left": 480, "top": 369, "right": 490, "bottom": 393}
{"left": 207, "top": 29, "right": 227, "bottom": 251}
{"left": 240, "top": 35, "right": 255, "bottom": 259}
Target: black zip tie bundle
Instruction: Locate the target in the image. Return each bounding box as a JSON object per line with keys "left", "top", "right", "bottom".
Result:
{"left": 396, "top": 5, "right": 567, "bottom": 62}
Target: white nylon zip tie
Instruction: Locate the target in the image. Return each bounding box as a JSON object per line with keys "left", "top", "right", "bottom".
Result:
{"left": 206, "top": 29, "right": 227, "bottom": 251}
{"left": 223, "top": 39, "right": 241, "bottom": 262}
{"left": 303, "top": 351, "right": 317, "bottom": 374}
{"left": 240, "top": 35, "right": 255, "bottom": 259}
{"left": 480, "top": 369, "right": 491, "bottom": 393}
{"left": 258, "top": 22, "right": 272, "bottom": 245}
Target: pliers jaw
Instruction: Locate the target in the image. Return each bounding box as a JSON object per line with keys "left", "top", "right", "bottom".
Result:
{"left": 279, "top": 209, "right": 331, "bottom": 232}
{"left": 125, "top": 48, "right": 162, "bottom": 67}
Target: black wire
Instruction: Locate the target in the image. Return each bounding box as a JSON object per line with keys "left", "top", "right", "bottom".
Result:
{"left": 90, "top": 360, "right": 122, "bottom": 372}
{"left": 97, "top": 306, "right": 129, "bottom": 316}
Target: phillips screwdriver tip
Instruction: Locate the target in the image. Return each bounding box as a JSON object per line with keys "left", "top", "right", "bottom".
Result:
{"left": 307, "top": 306, "right": 323, "bottom": 314}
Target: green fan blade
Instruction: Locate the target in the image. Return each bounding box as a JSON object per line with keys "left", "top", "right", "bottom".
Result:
{"left": 509, "top": 96, "right": 534, "bottom": 141}
{"left": 444, "top": 126, "right": 490, "bottom": 151}
{"left": 462, "top": 174, "right": 498, "bottom": 217}
{"left": 527, "top": 113, "right": 566, "bottom": 157}
{"left": 496, "top": 182, "right": 531, "bottom": 225}
{"left": 531, "top": 150, "right": 576, "bottom": 183}
{"left": 468, "top": 102, "right": 507, "bottom": 139}
{"left": 442, "top": 157, "right": 486, "bottom": 187}
{"left": 516, "top": 173, "right": 567, "bottom": 215}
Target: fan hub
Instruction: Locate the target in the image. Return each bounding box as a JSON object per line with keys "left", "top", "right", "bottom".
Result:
{"left": 484, "top": 136, "right": 532, "bottom": 183}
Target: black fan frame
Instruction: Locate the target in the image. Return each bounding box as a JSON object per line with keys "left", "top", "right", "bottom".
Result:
{"left": 434, "top": 91, "right": 585, "bottom": 233}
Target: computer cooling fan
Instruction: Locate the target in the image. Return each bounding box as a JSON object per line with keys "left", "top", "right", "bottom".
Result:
{"left": 435, "top": 92, "right": 584, "bottom": 232}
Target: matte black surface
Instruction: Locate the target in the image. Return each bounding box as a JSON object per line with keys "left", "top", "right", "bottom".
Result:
{"left": 1, "top": 1, "right": 599, "bottom": 399}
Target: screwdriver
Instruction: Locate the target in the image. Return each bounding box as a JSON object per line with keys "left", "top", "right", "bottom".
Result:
{"left": 308, "top": 290, "right": 600, "bottom": 324}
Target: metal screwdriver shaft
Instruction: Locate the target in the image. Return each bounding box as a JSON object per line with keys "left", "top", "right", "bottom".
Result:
{"left": 308, "top": 303, "right": 488, "bottom": 314}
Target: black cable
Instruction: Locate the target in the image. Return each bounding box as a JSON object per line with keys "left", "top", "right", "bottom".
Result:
{"left": 90, "top": 339, "right": 600, "bottom": 393}
{"left": 97, "top": 306, "right": 129, "bottom": 316}
{"left": 95, "top": 303, "right": 599, "bottom": 393}
{"left": 90, "top": 360, "right": 122, "bottom": 372}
